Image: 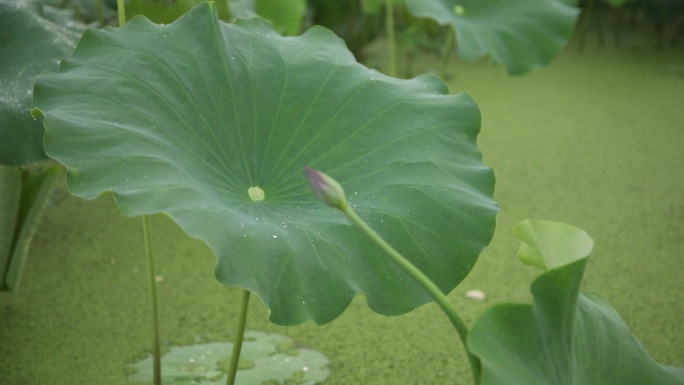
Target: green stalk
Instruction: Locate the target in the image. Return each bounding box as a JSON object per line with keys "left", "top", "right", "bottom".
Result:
{"left": 340, "top": 204, "right": 481, "bottom": 384}
{"left": 305, "top": 166, "right": 480, "bottom": 381}
{"left": 116, "top": 0, "right": 126, "bottom": 27}
{"left": 440, "top": 27, "right": 456, "bottom": 79}
{"left": 142, "top": 216, "right": 162, "bottom": 385}
{"left": 385, "top": 0, "right": 397, "bottom": 77}
{"left": 225, "top": 289, "right": 251, "bottom": 385}
{"left": 96, "top": 0, "right": 104, "bottom": 25}
{"left": 121, "top": 3, "right": 161, "bottom": 383}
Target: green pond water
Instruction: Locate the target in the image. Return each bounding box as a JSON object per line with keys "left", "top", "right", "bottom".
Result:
{"left": 1, "top": 29, "right": 683, "bottom": 384}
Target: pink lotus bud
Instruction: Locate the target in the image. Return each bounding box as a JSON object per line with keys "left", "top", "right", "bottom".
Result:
{"left": 305, "top": 167, "right": 347, "bottom": 210}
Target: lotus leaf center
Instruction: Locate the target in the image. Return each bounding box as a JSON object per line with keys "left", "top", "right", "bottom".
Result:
{"left": 248, "top": 186, "right": 265, "bottom": 201}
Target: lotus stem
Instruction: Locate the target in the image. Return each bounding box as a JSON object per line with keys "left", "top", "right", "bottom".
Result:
{"left": 340, "top": 205, "right": 481, "bottom": 383}
{"left": 96, "top": 0, "right": 104, "bottom": 25}
{"left": 116, "top": 0, "right": 126, "bottom": 27}
{"left": 142, "top": 215, "right": 162, "bottom": 385}
{"left": 440, "top": 27, "right": 456, "bottom": 79}
{"left": 225, "top": 289, "right": 251, "bottom": 385}
{"left": 385, "top": 0, "right": 397, "bottom": 77}
{"left": 305, "top": 165, "right": 480, "bottom": 383}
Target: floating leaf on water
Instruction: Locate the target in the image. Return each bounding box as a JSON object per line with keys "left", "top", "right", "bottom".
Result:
{"left": 127, "top": 331, "right": 329, "bottom": 385}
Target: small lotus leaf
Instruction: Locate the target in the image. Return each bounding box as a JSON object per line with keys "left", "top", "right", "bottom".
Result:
{"left": 468, "top": 220, "right": 684, "bottom": 385}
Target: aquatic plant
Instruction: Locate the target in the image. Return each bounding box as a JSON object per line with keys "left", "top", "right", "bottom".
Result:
{"left": 25, "top": 1, "right": 683, "bottom": 384}
{"left": 32, "top": 2, "right": 496, "bottom": 383}
{"left": 0, "top": 0, "right": 82, "bottom": 291}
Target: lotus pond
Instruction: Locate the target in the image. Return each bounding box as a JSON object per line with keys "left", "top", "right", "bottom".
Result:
{"left": 1, "top": 2, "right": 683, "bottom": 385}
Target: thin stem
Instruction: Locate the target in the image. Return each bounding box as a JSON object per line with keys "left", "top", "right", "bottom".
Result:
{"left": 385, "top": 0, "right": 397, "bottom": 77}
{"left": 440, "top": 27, "right": 456, "bottom": 79}
{"left": 142, "top": 216, "right": 162, "bottom": 385}
{"left": 340, "top": 204, "right": 481, "bottom": 384}
{"left": 225, "top": 289, "right": 251, "bottom": 385}
{"left": 116, "top": 0, "right": 126, "bottom": 27}
{"left": 96, "top": 0, "right": 104, "bottom": 25}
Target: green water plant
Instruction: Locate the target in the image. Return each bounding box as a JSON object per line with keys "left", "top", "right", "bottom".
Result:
{"left": 31, "top": 1, "right": 496, "bottom": 383}
{"left": 468, "top": 220, "right": 684, "bottom": 385}
{"left": 0, "top": 0, "right": 82, "bottom": 291}
{"left": 27, "top": 1, "right": 683, "bottom": 384}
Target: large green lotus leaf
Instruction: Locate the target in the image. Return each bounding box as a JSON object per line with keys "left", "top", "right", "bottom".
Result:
{"left": 405, "top": 0, "right": 580, "bottom": 75}
{"left": 468, "top": 220, "right": 684, "bottom": 385}
{"left": 32, "top": 3, "right": 497, "bottom": 325}
{"left": 0, "top": 0, "right": 83, "bottom": 166}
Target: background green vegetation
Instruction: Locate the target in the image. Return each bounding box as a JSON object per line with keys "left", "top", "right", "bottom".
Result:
{"left": 1, "top": 25, "right": 682, "bottom": 384}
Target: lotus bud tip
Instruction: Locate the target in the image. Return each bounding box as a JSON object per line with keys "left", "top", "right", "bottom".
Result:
{"left": 304, "top": 167, "right": 347, "bottom": 210}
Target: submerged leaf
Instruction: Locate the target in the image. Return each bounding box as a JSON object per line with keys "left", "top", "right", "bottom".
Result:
{"left": 128, "top": 331, "right": 329, "bottom": 385}
{"left": 32, "top": 3, "right": 497, "bottom": 325}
